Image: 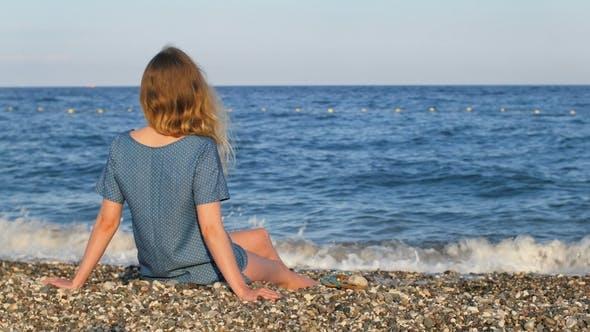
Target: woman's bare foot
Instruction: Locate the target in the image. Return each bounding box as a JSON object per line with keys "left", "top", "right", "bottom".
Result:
{"left": 241, "top": 249, "right": 319, "bottom": 291}
{"left": 282, "top": 272, "right": 320, "bottom": 290}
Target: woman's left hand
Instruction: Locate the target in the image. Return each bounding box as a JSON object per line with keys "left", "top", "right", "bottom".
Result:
{"left": 41, "top": 277, "right": 81, "bottom": 289}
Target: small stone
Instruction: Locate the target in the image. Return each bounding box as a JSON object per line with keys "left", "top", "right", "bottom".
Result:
{"left": 303, "top": 294, "right": 315, "bottom": 302}
{"left": 152, "top": 280, "right": 164, "bottom": 289}
{"left": 102, "top": 281, "right": 116, "bottom": 291}
{"left": 524, "top": 319, "right": 535, "bottom": 331}
{"left": 213, "top": 282, "right": 223, "bottom": 289}
{"left": 482, "top": 310, "right": 493, "bottom": 318}
{"left": 347, "top": 275, "right": 368, "bottom": 288}
{"left": 335, "top": 303, "right": 351, "bottom": 314}
{"left": 565, "top": 317, "right": 577, "bottom": 328}
{"left": 466, "top": 306, "right": 479, "bottom": 314}
{"left": 7, "top": 303, "right": 18, "bottom": 312}
{"left": 388, "top": 290, "right": 410, "bottom": 305}
{"left": 424, "top": 316, "right": 435, "bottom": 328}
{"left": 543, "top": 316, "right": 556, "bottom": 326}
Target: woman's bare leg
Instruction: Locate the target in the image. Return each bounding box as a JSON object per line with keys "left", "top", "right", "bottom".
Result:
{"left": 242, "top": 250, "right": 318, "bottom": 290}
{"left": 229, "top": 227, "right": 286, "bottom": 265}
{"left": 230, "top": 227, "right": 318, "bottom": 289}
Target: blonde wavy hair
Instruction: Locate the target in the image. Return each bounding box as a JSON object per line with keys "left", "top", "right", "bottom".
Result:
{"left": 140, "top": 46, "right": 234, "bottom": 175}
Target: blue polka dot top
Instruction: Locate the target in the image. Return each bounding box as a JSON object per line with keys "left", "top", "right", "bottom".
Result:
{"left": 95, "top": 130, "right": 249, "bottom": 285}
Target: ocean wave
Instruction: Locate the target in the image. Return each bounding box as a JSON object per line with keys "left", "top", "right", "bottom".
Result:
{"left": 1, "top": 217, "right": 588, "bottom": 275}
{"left": 276, "top": 237, "right": 590, "bottom": 275}
{"left": 0, "top": 217, "right": 136, "bottom": 265}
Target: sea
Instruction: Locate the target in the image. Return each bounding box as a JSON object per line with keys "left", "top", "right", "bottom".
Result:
{"left": 0, "top": 86, "right": 588, "bottom": 274}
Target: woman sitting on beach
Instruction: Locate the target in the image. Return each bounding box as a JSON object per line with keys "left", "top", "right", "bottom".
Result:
{"left": 42, "top": 46, "right": 318, "bottom": 301}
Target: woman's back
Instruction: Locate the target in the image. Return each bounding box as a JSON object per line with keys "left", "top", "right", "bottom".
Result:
{"left": 95, "top": 129, "right": 247, "bottom": 284}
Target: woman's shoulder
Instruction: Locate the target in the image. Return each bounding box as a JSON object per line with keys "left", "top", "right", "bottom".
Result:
{"left": 173, "top": 134, "right": 215, "bottom": 148}
{"left": 110, "top": 130, "right": 133, "bottom": 149}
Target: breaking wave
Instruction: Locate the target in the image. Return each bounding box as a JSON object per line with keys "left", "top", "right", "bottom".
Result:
{"left": 1, "top": 217, "right": 588, "bottom": 275}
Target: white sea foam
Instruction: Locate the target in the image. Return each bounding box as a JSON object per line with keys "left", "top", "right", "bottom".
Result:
{"left": 276, "top": 237, "right": 590, "bottom": 275}
{"left": 0, "top": 217, "right": 137, "bottom": 265}
{"left": 246, "top": 216, "right": 266, "bottom": 228}
{"left": 1, "top": 217, "right": 588, "bottom": 275}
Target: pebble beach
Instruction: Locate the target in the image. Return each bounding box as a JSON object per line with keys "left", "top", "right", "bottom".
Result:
{"left": 1, "top": 260, "right": 588, "bottom": 331}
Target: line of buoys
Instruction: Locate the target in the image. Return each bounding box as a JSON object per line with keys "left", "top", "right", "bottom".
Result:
{"left": 5, "top": 106, "right": 140, "bottom": 113}
{"left": 1, "top": 105, "right": 582, "bottom": 117}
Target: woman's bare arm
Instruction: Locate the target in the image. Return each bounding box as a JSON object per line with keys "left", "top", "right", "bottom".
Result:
{"left": 197, "top": 201, "right": 281, "bottom": 301}
{"left": 42, "top": 199, "right": 123, "bottom": 289}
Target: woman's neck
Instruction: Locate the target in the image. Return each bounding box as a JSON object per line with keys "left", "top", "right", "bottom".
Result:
{"left": 129, "top": 126, "right": 186, "bottom": 148}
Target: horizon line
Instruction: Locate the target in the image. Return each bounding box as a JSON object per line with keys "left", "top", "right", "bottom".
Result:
{"left": 1, "top": 83, "right": 590, "bottom": 89}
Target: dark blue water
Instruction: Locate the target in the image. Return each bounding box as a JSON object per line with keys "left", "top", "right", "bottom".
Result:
{"left": 1, "top": 86, "right": 589, "bottom": 273}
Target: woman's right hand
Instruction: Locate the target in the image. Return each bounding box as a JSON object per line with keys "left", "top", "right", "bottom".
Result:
{"left": 235, "top": 287, "right": 282, "bottom": 302}
{"left": 41, "top": 277, "right": 82, "bottom": 289}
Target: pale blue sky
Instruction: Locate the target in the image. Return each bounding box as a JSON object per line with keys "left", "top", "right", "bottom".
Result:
{"left": 1, "top": 0, "right": 589, "bottom": 86}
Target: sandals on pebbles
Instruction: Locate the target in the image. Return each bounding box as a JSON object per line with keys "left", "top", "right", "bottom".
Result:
{"left": 319, "top": 273, "right": 369, "bottom": 290}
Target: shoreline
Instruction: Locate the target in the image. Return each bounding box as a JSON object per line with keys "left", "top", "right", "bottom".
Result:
{"left": 1, "top": 260, "right": 588, "bottom": 331}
